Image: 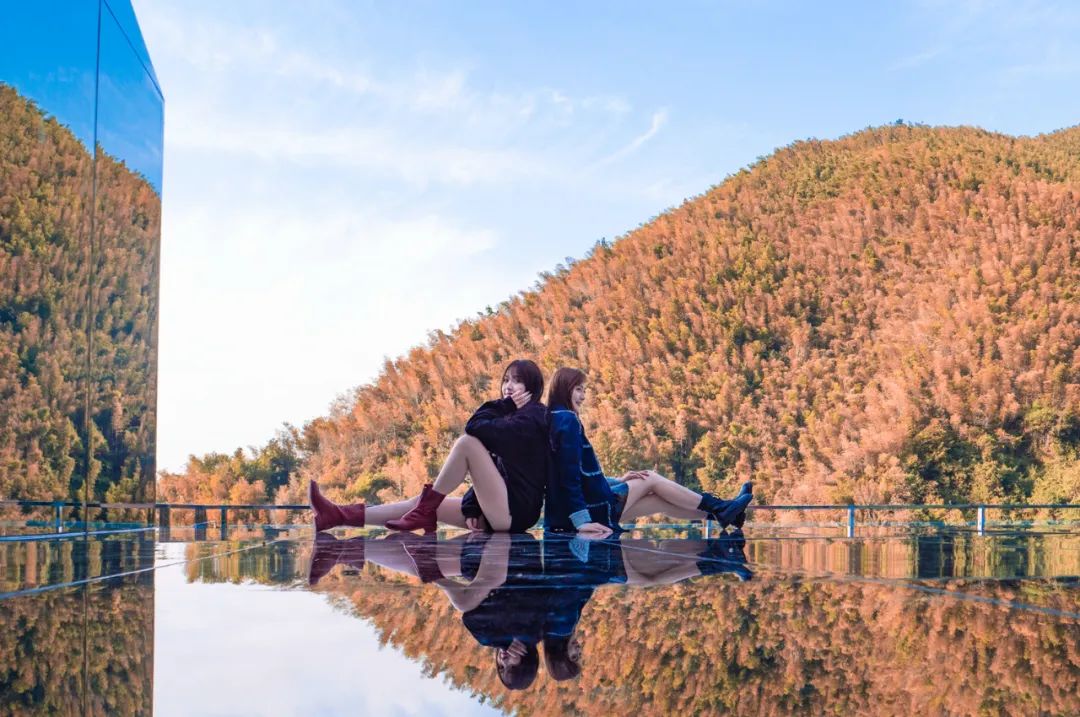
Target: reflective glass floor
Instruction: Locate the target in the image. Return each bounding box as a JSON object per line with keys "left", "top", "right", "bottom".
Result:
{"left": 1, "top": 522, "right": 1078, "bottom": 716}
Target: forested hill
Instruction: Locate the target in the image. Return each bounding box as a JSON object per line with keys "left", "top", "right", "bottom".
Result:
{"left": 160, "top": 123, "right": 1080, "bottom": 508}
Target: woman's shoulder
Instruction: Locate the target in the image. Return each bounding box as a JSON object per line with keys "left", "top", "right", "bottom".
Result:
{"left": 547, "top": 407, "right": 581, "bottom": 429}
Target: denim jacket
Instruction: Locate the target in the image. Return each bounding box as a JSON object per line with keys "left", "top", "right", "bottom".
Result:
{"left": 544, "top": 405, "right": 619, "bottom": 531}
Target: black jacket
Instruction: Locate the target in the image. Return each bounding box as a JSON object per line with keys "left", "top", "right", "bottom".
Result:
{"left": 460, "top": 398, "right": 550, "bottom": 532}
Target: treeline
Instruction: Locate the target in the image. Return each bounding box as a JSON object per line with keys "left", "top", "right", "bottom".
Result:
{"left": 171, "top": 122, "right": 1078, "bottom": 509}
{"left": 0, "top": 83, "right": 160, "bottom": 503}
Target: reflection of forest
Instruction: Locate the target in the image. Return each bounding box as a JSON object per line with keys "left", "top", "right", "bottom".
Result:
{"left": 331, "top": 568, "right": 1080, "bottom": 716}
{"left": 185, "top": 534, "right": 1080, "bottom": 716}
{"left": 743, "top": 530, "right": 1080, "bottom": 580}
{"left": 0, "top": 533, "right": 154, "bottom": 593}
{"left": 0, "top": 83, "right": 160, "bottom": 504}
{"left": 0, "top": 538, "right": 154, "bottom": 716}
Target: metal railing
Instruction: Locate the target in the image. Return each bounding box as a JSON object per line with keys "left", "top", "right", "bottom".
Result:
{"left": 3, "top": 499, "right": 1080, "bottom": 538}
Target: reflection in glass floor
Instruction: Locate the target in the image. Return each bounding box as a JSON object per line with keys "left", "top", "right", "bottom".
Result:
{"left": 1, "top": 523, "right": 1078, "bottom": 715}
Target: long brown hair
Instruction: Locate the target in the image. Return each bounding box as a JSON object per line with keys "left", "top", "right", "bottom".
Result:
{"left": 543, "top": 636, "right": 582, "bottom": 681}
{"left": 547, "top": 367, "right": 586, "bottom": 412}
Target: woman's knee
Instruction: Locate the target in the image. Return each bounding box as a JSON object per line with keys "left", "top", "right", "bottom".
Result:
{"left": 455, "top": 434, "right": 484, "bottom": 452}
{"left": 642, "top": 472, "right": 663, "bottom": 489}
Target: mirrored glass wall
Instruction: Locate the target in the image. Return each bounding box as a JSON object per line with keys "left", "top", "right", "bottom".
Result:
{"left": 0, "top": 0, "right": 163, "bottom": 513}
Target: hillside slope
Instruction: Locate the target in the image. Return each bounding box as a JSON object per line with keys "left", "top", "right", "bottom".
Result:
{"left": 168, "top": 123, "right": 1080, "bottom": 507}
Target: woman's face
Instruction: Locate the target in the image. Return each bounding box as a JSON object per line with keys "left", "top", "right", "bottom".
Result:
{"left": 496, "top": 639, "right": 527, "bottom": 667}
{"left": 568, "top": 636, "right": 583, "bottom": 662}
{"left": 571, "top": 382, "right": 586, "bottom": 412}
{"left": 502, "top": 370, "right": 526, "bottom": 399}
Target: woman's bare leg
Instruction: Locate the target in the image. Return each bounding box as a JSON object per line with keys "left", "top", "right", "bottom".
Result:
{"left": 621, "top": 491, "right": 707, "bottom": 522}
{"left": 436, "top": 498, "right": 470, "bottom": 530}
{"left": 637, "top": 473, "right": 704, "bottom": 510}
{"left": 365, "top": 524, "right": 471, "bottom": 580}
{"left": 371, "top": 496, "right": 471, "bottom": 529}
{"left": 618, "top": 538, "right": 701, "bottom": 586}
{"left": 365, "top": 496, "right": 419, "bottom": 526}
{"left": 658, "top": 539, "right": 709, "bottom": 556}
{"left": 433, "top": 534, "right": 473, "bottom": 577}
{"left": 365, "top": 540, "right": 421, "bottom": 577}
{"left": 431, "top": 435, "right": 512, "bottom": 531}
{"left": 436, "top": 534, "right": 511, "bottom": 612}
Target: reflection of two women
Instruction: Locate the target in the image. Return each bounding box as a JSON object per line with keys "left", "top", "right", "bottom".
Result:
{"left": 310, "top": 530, "right": 751, "bottom": 689}
{"left": 309, "top": 361, "right": 755, "bottom": 538}
{"left": 306, "top": 359, "right": 757, "bottom": 688}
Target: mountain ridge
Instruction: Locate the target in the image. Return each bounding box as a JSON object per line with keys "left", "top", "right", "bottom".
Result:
{"left": 159, "top": 121, "right": 1080, "bottom": 509}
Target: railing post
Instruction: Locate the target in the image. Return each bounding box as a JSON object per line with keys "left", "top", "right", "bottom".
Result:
{"left": 977, "top": 505, "right": 986, "bottom": 535}
{"left": 54, "top": 502, "right": 63, "bottom": 532}
{"left": 847, "top": 505, "right": 856, "bottom": 538}
{"left": 194, "top": 507, "right": 208, "bottom": 541}
{"left": 157, "top": 505, "right": 171, "bottom": 542}
{"left": 220, "top": 507, "right": 229, "bottom": 539}
{"left": 703, "top": 518, "right": 711, "bottom": 539}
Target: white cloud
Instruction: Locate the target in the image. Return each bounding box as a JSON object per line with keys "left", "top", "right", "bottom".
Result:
{"left": 589, "top": 109, "right": 669, "bottom": 169}
{"left": 168, "top": 118, "right": 546, "bottom": 187}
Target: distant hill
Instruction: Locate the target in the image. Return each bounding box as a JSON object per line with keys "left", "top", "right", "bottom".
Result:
{"left": 162, "top": 122, "right": 1080, "bottom": 508}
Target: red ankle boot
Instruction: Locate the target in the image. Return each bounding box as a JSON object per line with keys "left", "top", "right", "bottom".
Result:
{"left": 309, "top": 480, "right": 366, "bottom": 532}
{"left": 308, "top": 533, "right": 366, "bottom": 586}
{"left": 385, "top": 484, "right": 446, "bottom": 533}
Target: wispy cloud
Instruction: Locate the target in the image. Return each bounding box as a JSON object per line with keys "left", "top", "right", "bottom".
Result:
{"left": 168, "top": 119, "right": 549, "bottom": 187}
{"left": 588, "top": 109, "right": 669, "bottom": 169}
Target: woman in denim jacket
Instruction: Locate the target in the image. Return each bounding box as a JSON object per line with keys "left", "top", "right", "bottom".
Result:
{"left": 544, "top": 367, "right": 753, "bottom": 536}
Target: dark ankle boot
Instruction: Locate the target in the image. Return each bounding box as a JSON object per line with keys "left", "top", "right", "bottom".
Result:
{"left": 733, "top": 482, "right": 753, "bottom": 528}
{"left": 697, "top": 491, "right": 753, "bottom": 528}
{"left": 309, "top": 480, "right": 366, "bottom": 532}
{"left": 385, "top": 484, "right": 446, "bottom": 533}
{"left": 308, "top": 534, "right": 367, "bottom": 586}
{"left": 697, "top": 529, "right": 752, "bottom": 581}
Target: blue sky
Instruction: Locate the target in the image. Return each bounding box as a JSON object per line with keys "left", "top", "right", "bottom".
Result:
{"left": 128, "top": 0, "right": 1080, "bottom": 472}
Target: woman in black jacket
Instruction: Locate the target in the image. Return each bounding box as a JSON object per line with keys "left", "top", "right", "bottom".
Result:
{"left": 309, "top": 359, "right": 550, "bottom": 534}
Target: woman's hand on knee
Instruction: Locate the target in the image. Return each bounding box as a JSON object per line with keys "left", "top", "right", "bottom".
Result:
{"left": 618, "top": 470, "right": 648, "bottom": 482}
{"left": 466, "top": 516, "right": 488, "bottom": 532}
{"left": 577, "top": 522, "right": 613, "bottom": 538}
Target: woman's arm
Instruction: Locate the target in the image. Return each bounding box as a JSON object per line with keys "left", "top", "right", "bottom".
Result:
{"left": 464, "top": 397, "right": 540, "bottom": 456}
{"left": 551, "top": 413, "right": 591, "bottom": 529}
